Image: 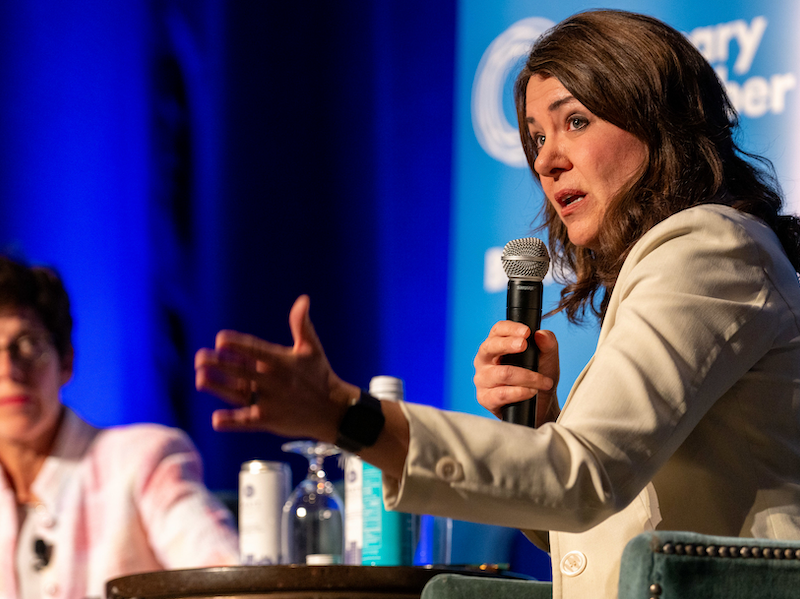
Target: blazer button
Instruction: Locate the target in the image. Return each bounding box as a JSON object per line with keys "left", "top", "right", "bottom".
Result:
{"left": 435, "top": 457, "right": 464, "bottom": 482}
{"left": 560, "top": 550, "right": 587, "bottom": 576}
{"left": 35, "top": 504, "right": 56, "bottom": 528}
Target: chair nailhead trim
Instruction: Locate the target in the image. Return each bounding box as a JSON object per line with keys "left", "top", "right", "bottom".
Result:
{"left": 654, "top": 541, "right": 800, "bottom": 560}
{"left": 649, "top": 582, "right": 662, "bottom": 597}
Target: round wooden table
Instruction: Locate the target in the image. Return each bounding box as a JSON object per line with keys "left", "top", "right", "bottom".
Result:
{"left": 106, "top": 564, "right": 513, "bottom": 599}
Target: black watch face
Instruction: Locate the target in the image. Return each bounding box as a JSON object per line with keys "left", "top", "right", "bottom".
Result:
{"left": 337, "top": 392, "right": 385, "bottom": 450}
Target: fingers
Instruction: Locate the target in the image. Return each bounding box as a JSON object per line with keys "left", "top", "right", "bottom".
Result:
{"left": 289, "top": 295, "right": 322, "bottom": 356}
{"left": 490, "top": 320, "right": 532, "bottom": 338}
{"left": 212, "top": 405, "right": 270, "bottom": 432}
{"left": 213, "top": 330, "right": 291, "bottom": 363}
{"left": 533, "top": 329, "right": 560, "bottom": 386}
{"left": 196, "top": 324, "right": 300, "bottom": 403}
{"left": 474, "top": 321, "right": 531, "bottom": 368}
{"left": 474, "top": 323, "right": 558, "bottom": 420}
{"left": 533, "top": 329, "right": 558, "bottom": 354}
{"left": 477, "top": 334, "right": 527, "bottom": 361}
{"left": 478, "top": 385, "right": 536, "bottom": 419}
{"left": 474, "top": 362, "right": 552, "bottom": 390}
{"left": 196, "top": 295, "right": 342, "bottom": 441}
{"left": 195, "top": 350, "right": 251, "bottom": 406}
{"left": 475, "top": 367, "right": 554, "bottom": 416}
{"left": 195, "top": 344, "right": 275, "bottom": 405}
{"left": 474, "top": 357, "right": 554, "bottom": 408}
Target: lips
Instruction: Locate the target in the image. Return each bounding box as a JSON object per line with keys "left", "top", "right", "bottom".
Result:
{"left": 562, "top": 195, "right": 584, "bottom": 207}
{"left": 0, "top": 394, "right": 31, "bottom": 407}
{"left": 554, "top": 188, "right": 587, "bottom": 210}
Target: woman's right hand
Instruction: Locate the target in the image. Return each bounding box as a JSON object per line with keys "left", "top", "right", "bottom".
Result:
{"left": 473, "top": 321, "right": 560, "bottom": 425}
{"left": 194, "top": 295, "right": 410, "bottom": 480}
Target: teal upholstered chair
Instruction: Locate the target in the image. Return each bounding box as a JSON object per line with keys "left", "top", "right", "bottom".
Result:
{"left": 618, "top": 531, "right": 800, "bottom": 598}
{"left": 421, "top": 531, "right": 800, "bottom": 599}
{"left": 420, "top": 573, "right": 552, "bottom": 599}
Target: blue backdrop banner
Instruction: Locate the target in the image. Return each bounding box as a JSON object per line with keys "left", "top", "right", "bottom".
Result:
{"left": 448, "top": 0, "right": 800, "bottom": 415}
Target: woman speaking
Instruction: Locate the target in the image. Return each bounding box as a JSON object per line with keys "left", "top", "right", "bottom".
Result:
{"left": 196, "top": 10, "right": 800, "bottom": 598}
{"left": 0, "top": 256, "right": 238, "bottom": 599}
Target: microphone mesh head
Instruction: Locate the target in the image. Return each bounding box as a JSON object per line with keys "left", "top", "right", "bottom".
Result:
{"left": 501, "top": 238, "right": 550, "bottom": 281}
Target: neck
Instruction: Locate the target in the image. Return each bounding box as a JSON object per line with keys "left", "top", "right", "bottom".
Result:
{"left": 0, "top": 408, "right": 64, "bottom": 504}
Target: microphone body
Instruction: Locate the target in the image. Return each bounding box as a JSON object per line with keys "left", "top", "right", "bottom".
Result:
{"left": 500, "top": 279, "right": 543, "bottom": 426}
{"left": 498, "top": 238, "right": 549, "bottom": 427}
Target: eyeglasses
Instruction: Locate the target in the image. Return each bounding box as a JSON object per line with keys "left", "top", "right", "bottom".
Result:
{"left": 0, "top": 333, "right": 52, "bottom": 367}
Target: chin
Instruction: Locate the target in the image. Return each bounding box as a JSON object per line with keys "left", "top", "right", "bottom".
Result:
{"left": 565, "top": 225, "right": 601, "bottom": 249}
{"left": 568, "top": 236, "right": 598, "bottom": 250}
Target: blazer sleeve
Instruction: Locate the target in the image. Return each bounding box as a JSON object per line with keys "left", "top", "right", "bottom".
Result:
{"left": 384, "top": 206, "right": 791, "bottom": 533}
{"left": 132, "top": 425, "right": 241, "bottom": 568}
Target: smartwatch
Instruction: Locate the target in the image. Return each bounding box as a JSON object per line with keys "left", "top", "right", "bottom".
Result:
{"left": 335, "top": 389, "right": 385, "bottom": 453}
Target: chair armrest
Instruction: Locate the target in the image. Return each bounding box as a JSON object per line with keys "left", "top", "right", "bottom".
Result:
{"left": 421, "top": 574, "right": 552, "bottom": 599}
{"left": 619, "top": 531, "right": 800, "bottom": 599}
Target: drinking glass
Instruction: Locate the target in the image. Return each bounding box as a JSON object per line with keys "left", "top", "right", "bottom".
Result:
{"left": 281, "top": 440, "right": 344, "bottom": 565}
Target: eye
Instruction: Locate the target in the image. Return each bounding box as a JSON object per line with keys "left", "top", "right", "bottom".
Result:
{"left": 13, "top": 334, "right": 48, "bottom": 361}
{"left": 567, "top": 115, "right": 588, "bottom": 131}
{"left": 532, "top": 133, "right": 546, "bottom": 150}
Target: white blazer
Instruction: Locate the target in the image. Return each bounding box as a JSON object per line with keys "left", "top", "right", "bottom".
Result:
{"left": 385, "top": 204, "right": 800, "bottom": 599}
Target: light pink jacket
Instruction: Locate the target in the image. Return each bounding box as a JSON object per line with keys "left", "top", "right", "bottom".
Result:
{"left": 0, "top": 408, "right": 240, "bottom": 599}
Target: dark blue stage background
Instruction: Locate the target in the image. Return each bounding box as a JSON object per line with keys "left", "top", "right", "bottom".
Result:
{"left": 0, "top": 1, "right": 455, "bottom": 489}
{"left": 0, "top": 1, "right": 555, "bottom": 577}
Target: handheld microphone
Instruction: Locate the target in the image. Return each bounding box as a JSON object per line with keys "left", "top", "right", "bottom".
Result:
{"left": 499, "top": 237, "right": 550, "bottom": 427}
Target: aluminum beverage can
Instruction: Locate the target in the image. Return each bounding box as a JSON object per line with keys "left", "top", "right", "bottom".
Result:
{"left": 239, "top": 460, "right": 291, "bottom": 565}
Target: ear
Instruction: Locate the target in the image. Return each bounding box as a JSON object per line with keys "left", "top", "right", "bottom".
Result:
{"left": 59, "top": 346, "right": 74, "bottom": 386}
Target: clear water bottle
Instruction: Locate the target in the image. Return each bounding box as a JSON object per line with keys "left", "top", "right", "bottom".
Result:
{"left": 344, "top": 376, "right": 416, "bottom": 566}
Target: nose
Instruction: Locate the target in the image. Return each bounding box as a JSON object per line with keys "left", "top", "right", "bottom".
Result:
{"left": 0, "top": 348, "right": 23, "bottom": 380}
{"left": 534, "top": 140, "right": 571, "bottom": 179}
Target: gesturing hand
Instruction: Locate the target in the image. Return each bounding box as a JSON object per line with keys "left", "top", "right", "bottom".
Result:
{"left": 194, "top": 295, "right": 359, "bottom": 443}
{"left": 473, "top": 321, "right": 560, "bottom": 425}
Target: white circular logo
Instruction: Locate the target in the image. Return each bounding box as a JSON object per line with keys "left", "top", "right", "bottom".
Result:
{"left": 471, "top": 17, "right": 554, "bottom": 168}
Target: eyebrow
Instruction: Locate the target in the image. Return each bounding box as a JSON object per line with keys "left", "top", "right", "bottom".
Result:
{"left": 525, "top": 95, "right": 579, "bottom": 125}
{"left": 2, "top": 330, "right": 46, "bottom": 341}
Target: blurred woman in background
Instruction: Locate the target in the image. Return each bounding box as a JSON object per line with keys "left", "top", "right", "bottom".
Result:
{"left": 0, "top": 255, "right": 238, "bottom": 599}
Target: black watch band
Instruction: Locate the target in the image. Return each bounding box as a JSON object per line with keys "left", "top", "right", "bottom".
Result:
{"left": 335, "top": 389, "right": 385, "bottom": 453}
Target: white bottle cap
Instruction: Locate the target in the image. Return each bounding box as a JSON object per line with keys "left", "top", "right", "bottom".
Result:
{"left": 369, "top": 376, "right": 404, "bottom": 401}
{"left": 306, "top": 553, "right": 341, "bottom": 565}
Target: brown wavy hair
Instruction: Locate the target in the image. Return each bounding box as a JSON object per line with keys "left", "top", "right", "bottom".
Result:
{"left": 515, "top": 9, "right": 800, "bottom": 323}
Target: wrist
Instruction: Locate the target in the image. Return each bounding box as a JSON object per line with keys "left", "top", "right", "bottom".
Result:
{"left": 334, "top": 388, "right": 386, "bottom": 453}
{"left": 313, "top": 380, "right": 353, "bottom": 441}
